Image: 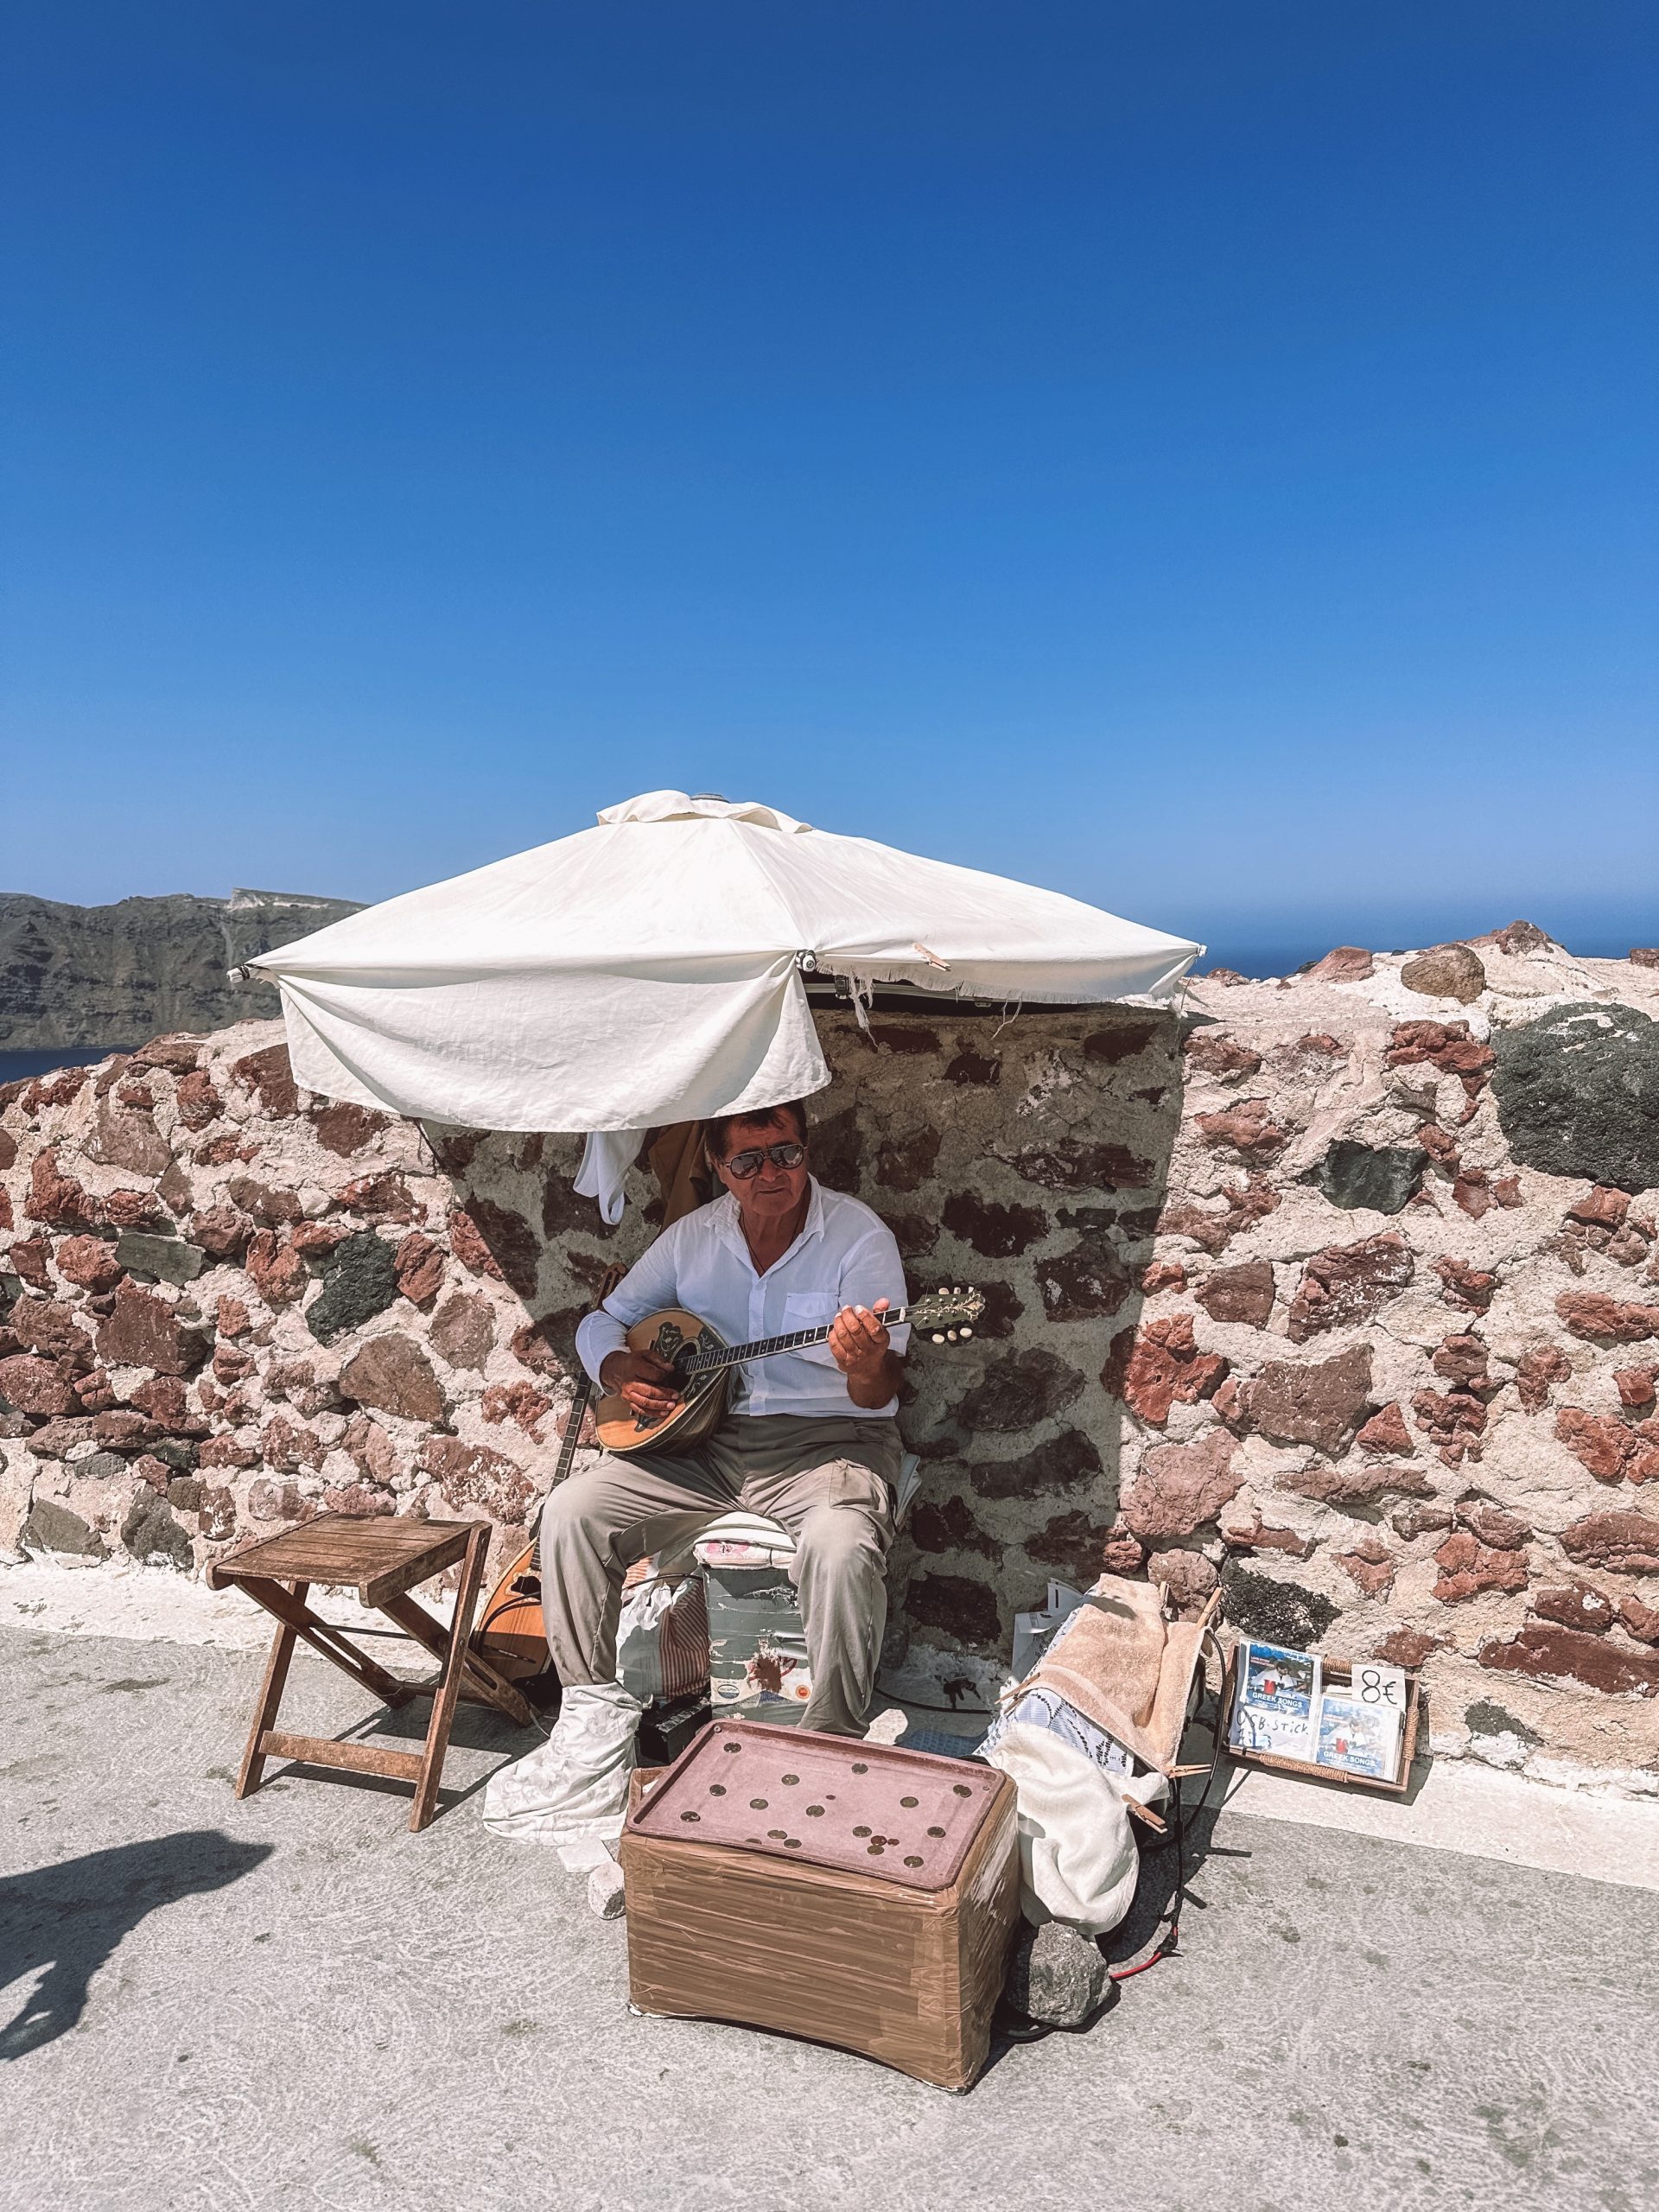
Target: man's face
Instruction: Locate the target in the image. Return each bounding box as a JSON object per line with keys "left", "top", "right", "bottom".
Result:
{"left": 715, "top": 1115, "right": 810, "bottom": 1226}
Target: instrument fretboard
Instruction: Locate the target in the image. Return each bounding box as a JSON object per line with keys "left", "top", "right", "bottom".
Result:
{"left": 683, "top": 1306, "right": 917, "bottom": 1378}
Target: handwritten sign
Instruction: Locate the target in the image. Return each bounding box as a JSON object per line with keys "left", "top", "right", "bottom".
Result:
{"left": 1347, "top": 1662, "right": 1407, "bottom": 1712}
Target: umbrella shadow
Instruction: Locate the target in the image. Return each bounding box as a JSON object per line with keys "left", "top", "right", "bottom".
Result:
{"left": 0, "top": 1830, "right": 272, "bottom": 2060}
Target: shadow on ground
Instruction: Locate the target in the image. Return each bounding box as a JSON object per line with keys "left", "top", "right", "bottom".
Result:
{"left": 0, "top": 1830, "right": 272, "bottom": 2059}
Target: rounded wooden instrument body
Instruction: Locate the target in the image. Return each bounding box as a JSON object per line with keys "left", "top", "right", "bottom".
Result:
{"left": 594, "top": 1309, "right": 733, "bottom": 1457}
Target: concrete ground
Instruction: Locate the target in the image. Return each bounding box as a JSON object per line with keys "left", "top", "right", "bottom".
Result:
{"left": 2, "top": 1621, "right": 1656, "bottom": 2212}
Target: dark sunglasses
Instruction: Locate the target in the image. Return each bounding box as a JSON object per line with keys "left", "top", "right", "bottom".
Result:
{"left": 721, "top": 1141, "right": 807, "bottom": 1179}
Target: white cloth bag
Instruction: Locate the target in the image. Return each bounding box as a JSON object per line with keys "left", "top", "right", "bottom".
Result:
{"left": 984, "top": 1720, "right": 1169, "bottom": 1936}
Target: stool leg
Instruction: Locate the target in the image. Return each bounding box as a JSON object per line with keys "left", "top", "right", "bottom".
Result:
{"left": 237, "top": 1580, "right": 308, "bottom": 1800}
{"left": 408, "top": 1529, "right": 490, "bottom": 1832}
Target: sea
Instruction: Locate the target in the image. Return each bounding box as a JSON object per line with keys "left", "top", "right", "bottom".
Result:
{"left": 0, "top": 1047, "right": 130, "bottom": 1084}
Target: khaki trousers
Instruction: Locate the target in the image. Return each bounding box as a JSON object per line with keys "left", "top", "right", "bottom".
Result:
{"left": 538, "top": 1413, "right": 901, "bottom": 1738}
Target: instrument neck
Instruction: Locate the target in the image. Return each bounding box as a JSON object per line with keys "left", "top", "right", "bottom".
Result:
{"left": 684, "top": 1306, "right": 912, "bottom": 1378}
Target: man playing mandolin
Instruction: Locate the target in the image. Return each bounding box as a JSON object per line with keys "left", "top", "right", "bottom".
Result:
{"left": 484, "top": 1100, "right": 913, "bottom": 1849}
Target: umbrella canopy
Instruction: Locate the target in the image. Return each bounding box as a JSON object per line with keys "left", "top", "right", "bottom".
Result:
{"left": 245, "top": 791, "right": 1202, "bottom": 1133}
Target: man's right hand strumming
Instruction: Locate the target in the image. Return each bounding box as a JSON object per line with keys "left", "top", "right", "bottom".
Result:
{"left": 599, "top": 1346, "right": 682, "bottom": 1417}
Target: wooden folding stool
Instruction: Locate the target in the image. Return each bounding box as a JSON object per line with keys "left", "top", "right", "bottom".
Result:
{"left": 207, "top": 1511, "right": 537, "bottom": 1831}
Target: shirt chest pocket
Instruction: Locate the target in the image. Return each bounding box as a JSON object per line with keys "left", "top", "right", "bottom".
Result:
{"left": 782, "top": 1292, "right": 840, "bottom": 1367}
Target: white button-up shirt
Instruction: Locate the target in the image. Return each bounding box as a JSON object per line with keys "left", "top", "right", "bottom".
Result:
{"left": 575, "top": 1180, "right": 911, "bottom": 1419}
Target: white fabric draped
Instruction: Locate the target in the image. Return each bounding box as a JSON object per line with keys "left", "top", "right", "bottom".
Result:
{"left": 247, "top": 791, "right": 1202, "bottom": 1133}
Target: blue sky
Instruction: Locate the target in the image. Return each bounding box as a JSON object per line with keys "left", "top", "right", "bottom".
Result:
{"left": 3, "top": 1, "right": 1655, "bottom": 970}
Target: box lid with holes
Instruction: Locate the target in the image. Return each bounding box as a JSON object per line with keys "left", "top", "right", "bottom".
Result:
{"left": 624, "top": 1718, "right": 1007, "bottom": 1891}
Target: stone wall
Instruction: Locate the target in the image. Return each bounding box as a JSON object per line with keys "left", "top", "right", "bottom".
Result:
{"left": 3, "top": 923, "right": 1659, "bottom": 1788}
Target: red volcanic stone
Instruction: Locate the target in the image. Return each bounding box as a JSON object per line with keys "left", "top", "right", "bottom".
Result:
{"left": 1568, "top": 1186, "right": 1630, "bottom": 1230}
{"left": 247, "top": 1478, "right": 310, "bottom": 1522}
{"left": 1306, "top": 945, "right": 1374, "bottom": 982}
{"left": 1433, "top": 1532, "right": 1529, "bottom": 1603}
{"left": 337, "top": 1171, "right": 418, "bottom": 1224}
{"left": 226, "top": 1176, "right": 303, "bottom": 1227}
{"left": 9, "top": 1298, "right": 94, "bottom": 1360}
{"left": 425, "top": 1293, "right": 496, "bottom": 1371}
{"left": 1557, "top": 1408, "right": 1639, "bottom": 1484}
{"left": 1243, "top": 1344, "right": 1374, "bottom": 1455}
{"left": 1336, "top": 1536, "right": 1395, "bottom": 1598}
{"left": 1281, "top": 1462, "right": 1432, "bottom": 1505}
{"left": 966, "top": 1428, "right": 1101, "bottom": 1502}
{"left": 1433, "top": 1334, "right": 1491, "bottom": 1386}
{"left": 1373, "top": 1629, "right": 1443, "bottom": 1669}
{"left": 342, "top": 1414, "right": 399, "bottom": 1484}
{"left": 1557, "top": 1291, "right": 1659, "bottom": 1344}
{"left": 0, "top": 1128, "right": 14, "bottom": 1170}
{"left": 1103, "top": 1314, "right": 1227, "bottom": 1427}
{"left": 9, "top": 1236, "right": 52, "bottom": 1289}
{"left": 1413, "top": 1387, "right": 1489, "bottom": 1467}
{"left": 1140, "top": 1260, "right": 1187, "bottom": 1295}
{"left": 1357, "top": 1402, "right": 1413, "bottom": 1455}
{"left": 289, "top": 1221, "right": 346, "bottom": 1261}
{"left": 1386, "top": 1020, "right": 1496, "bottom": 1121}
{"left": 27, "top": 1150, "right": 98, "bottom": 1230}
{"left": 320, "top": 1482, "right": 395, "bottom": 1518}
{"left": 1145, "top": 1548, "right": 1218, "bottom": 1616}
{"left": 127, "top": 1375, "right": 195, "bottom": 1430}
{"left": 199, "top": 1433, "right": 259, "bottom": 1471}
{"left": 1159, "top": 1173, "right": 1281, "bottom": 1257}
{"left": 1122, "top": 1428, "right": 1240, "bottom": 1540}
{"left": 995, "top": 1139, "right": 1154, "bottom": 1192}
{"left": 92, "top": 1408, "right": 161, "bottom": 1452}
{"left": 54, "top": 1236, "right": 123, "bottom": 1292}
{"left": 99, "top": 1189, "right": 168, "bottom": 1231}
{"left": 418, "top": 1435, "right": 536, "bottom": 1524}
{"left": 1478, "top": 1621, "right": 1659, "bottom": 1697}
{"left": 940, "top": 1192, "right": 1049, "bottom": 1258}
{"left": 1286, "top": 1234, "right": 1414, "bottom": 1343}
{"left": 0, "top": 1188, "right": 10, "bottom": 1232}
{"left": 130, "top": 1033, "right": 203, "bottom": 1076}
{"left": 944, "top": 1047, "right": 1001, "bottom": 1085}
{"left": 1452, "top": 1169, "right": 1492, "bottom": 1218}
{"left": 1455, "top": 1499, "right": 1529, "bottom": 1549}
{"left": 874, "top": 1126, "right": 940, "bottom": 1194}
{"left": 905, "top": 1571, "right": 1001, "bottom": 1645}
{"left": 246, "top": 1230, "right": 308, "bottom": 1307}
{"left": 262, "top": 1414, "right": 328, "bottom": 1471}
{"left": 191, "top": 1206, "right": 253, "bottom": 1261}
{"left": 1024, "top": 1510, "right": 1143, "bottom": 1584}
{"left": 1516, "top": 1344, "right": 1573, "bottom": 1414}
{"left": 1194, "top": 1260, "right": 1274, "bottom": 1328}
{"left": 1395, "top": 1505, "right": 1454, "bottom": 1543}
{"left": 394, "top": 1230, "right": 445, "bottom": 1307}
{"left": 22, "top": 1066, "right": 92, "bottom": 1112}
{"left": 910, "top": 1494, "right": 1000, "bottom": 1561}
{"left": 1219, "top": 1515, "right": 1315, "bottom": 1561}
{"left": 1562, "top": 1510, "right": 1659, "bottom": 1574}
{"left": 1418, "top": 1123, "right": 1460, "bottom": 1167}
{"left": 216, "top": 1296, "right": 251, "bottom": 1339}
{"left": 1197, "top": 1099, "right": 1289, "bottom": 1162}
{"left": 1183, "top": 1031, "right": 1263, "bottom": 1081}
{"left": 1618, "top": 1597, "right": 1659, "bottom": 1645}
{"left": 172, "top": 1069, "right": 223, "bottom": 1128}
{"left": 961, "top": 1348, "right": 1087, "bottom": 1434}
{"left": 310, "top": 1101, "right": 393, "bottom": 1156}
{"left": 1035, "top": 1243, "right": 1134, "bottom": 1323}
{"left": 95, "top": 1280, "right": 207, "bottom": 1376}
{"left": 481, "top": 1379, "right": 551, "bottom": 1439}
{"left": 231, "top": 1043, "right": 302, "bottom": 1117}
{"left": 449, "top": 1206, "right": 500, "bottom": 1281}
{"left": 1435, "top": 1257, "right": 1498, "bottom": 1312}
{"left": 0, "top": 1355, "right": 79, "bottom": 1414}
{"left": 194, "top": 1134, "right": 246, "bottom": 1166}
{"left": 1531, "top": 1579, "right": 1616, "bottom": 1635}
{"left": 213, "top": 1343, "right": 254, "bottom": 1383}
{"left": 340, "top": 1336, "right": 446, "bottom": 1425}
{"left": 1615, "top": 1367, "right": 1658, "bottom": 1409}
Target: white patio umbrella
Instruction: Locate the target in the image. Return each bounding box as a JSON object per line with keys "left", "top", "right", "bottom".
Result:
{"left": 244, "top": 791, "right": 1202, "bottom": 1135}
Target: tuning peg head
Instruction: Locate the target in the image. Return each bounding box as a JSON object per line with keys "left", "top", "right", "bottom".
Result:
{"left": 931, "top": 1332, "right": 945, "bottom": 1344}
{"left": 947, "top": 1329, "right": 959, "bottom": 1343}
{"left": 959, "top": 1326, "right": 973, "bottom": 1340}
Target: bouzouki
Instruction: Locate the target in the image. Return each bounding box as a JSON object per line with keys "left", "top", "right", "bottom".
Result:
{"left": 594, "top": 1286, "right": 984, "bottom": 1456}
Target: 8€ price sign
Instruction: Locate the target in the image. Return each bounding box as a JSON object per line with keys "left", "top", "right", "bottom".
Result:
{"left": 1348, "top": 1661, "right": 1407, "bottom": 1711}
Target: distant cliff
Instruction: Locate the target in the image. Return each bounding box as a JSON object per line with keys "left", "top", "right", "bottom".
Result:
{"left": 0, "top": 888, "right": 363, "bottom": 1048}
